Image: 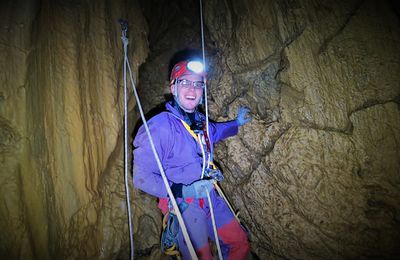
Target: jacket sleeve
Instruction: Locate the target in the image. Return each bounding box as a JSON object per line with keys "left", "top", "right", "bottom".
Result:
{"left": 132, "top": 116, "right": 172, "bottom": 198}
{"left": 209, "top": 119, "right": 239, "bottom": 144}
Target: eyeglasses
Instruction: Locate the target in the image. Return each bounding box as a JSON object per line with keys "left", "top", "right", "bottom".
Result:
{"left": 176, "top": 79, "right": 205, "bottom": 90}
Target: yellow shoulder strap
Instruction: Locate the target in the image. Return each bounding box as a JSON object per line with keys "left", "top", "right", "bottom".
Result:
{"left": 180, "top": 120, "right": 218, "bottom": 170}
{"left": 180, "top": 120, "right": 200, "bottom": 143}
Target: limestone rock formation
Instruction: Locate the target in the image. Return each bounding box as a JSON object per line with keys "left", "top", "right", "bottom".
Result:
{"left": 0, "top": 0, "right": 150, "bottom": 259}
{"left": 204, "top": 0, "right": 400, "bottom": 259}
{"left": 1, "top": 0, "right": 399, "bottom": 259}
{"left": 138, "top": 0, "right": 400, "bottom": 259}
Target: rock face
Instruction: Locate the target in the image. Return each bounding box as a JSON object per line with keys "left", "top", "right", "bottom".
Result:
{"left": 204, "top": 0, "right": 400, "bottom": 259}
{"left": 1, "top": 0, "right": 399, "bottom": 259}
{"left": 0, "top": 0, "right": 149, "bottom": 259}
{"left": 138, "top": 0, "right": 400, "bottom": 259}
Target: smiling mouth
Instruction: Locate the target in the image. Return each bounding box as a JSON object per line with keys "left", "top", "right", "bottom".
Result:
{"left": 185, "top": 95, "right": 196, "bottom": 100}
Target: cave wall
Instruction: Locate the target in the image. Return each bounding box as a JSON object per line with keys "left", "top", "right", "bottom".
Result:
{"left": 204, "top": 0, "right": 400, "bottom": 259}
{"left": 137, "top": 0, "right": 400, "bottom": 259}
{"left": 0, "top": 0, "right": 148, "bottom": 259}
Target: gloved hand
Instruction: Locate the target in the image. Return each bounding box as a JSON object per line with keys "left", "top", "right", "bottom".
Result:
{"left": 204, "top": 168, "right": 224, "bottom": 182}
{"left": 236, "top": 106, "right": 252, "bottom": 126}
{"left": 182, "top": 179, "right": 214, "bottom": 198}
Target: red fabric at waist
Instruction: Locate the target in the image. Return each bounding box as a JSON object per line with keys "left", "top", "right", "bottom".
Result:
{"left": 158, "top": 197, "right": 204, "bottom": 214}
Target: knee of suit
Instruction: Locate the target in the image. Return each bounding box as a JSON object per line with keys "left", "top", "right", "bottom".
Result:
{"left": 217, "top": 219, "right": 250, "bottom": 259}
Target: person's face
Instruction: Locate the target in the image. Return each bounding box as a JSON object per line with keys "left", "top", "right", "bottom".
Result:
{"left": 170, "top": 73, "right": 204, "bottom": 112}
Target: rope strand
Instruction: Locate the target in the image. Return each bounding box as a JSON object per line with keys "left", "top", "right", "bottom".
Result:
{"left": 206, "top": 187, "right": 223, "bottom": 260}
{"left": 199, "top": 0, "right": 210, "bottom": 159}
{"left": 199, "top": 1, "right": 222, "bottom": 259}
{"left": 121, "top": 29, "right": 198, "bottom": 260}
{"left": 121, "top": 29, "right": 135, "bottom": 260}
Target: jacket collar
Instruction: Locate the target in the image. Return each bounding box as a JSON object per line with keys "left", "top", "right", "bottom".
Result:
{"left": 165, "top": 100, "right": 205, "bottom": 125}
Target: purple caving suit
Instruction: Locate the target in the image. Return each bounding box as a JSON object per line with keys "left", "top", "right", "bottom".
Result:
{"left": 133, "top": 101, "right": 250, "bottom": 259}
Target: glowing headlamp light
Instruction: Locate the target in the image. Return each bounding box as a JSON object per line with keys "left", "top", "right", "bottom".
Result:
{"left": 187, "top": 61, "right": 204, "bottom": 74}
{"left": 170, "top": 60, "right": 206, "bottom": 83}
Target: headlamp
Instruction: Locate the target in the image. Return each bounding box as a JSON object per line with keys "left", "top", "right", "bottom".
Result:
{"left": 170, "top": 60, "right": 206, "bottom": 83}
{"left": 187, "top": 61, "right": 204, "bottom": 74}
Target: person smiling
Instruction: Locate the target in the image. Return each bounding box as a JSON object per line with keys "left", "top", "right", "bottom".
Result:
{"left": 133, "top": 55, "right": 251, "bottom": 259}
{"left": 170, "top": 61, "right": 205, "bottom": 112}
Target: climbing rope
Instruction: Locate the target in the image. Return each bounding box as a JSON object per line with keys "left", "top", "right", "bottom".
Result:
{"left": 198, "top": 1, "right": 224, "bottom": 259}
{"left": 206, "top": 187, "right": 223, "bottom": 260}
{"left": 198, "top": 1, "right": 244, "bottom": 258}
{"left": 199, "top": 0, "right": 210, "bottom": 154}
{"left": 119, "top": 20, "right": 198, "bottom": 260}
{"left": 120, "top": 19, "right": 135, "bottom": 260}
